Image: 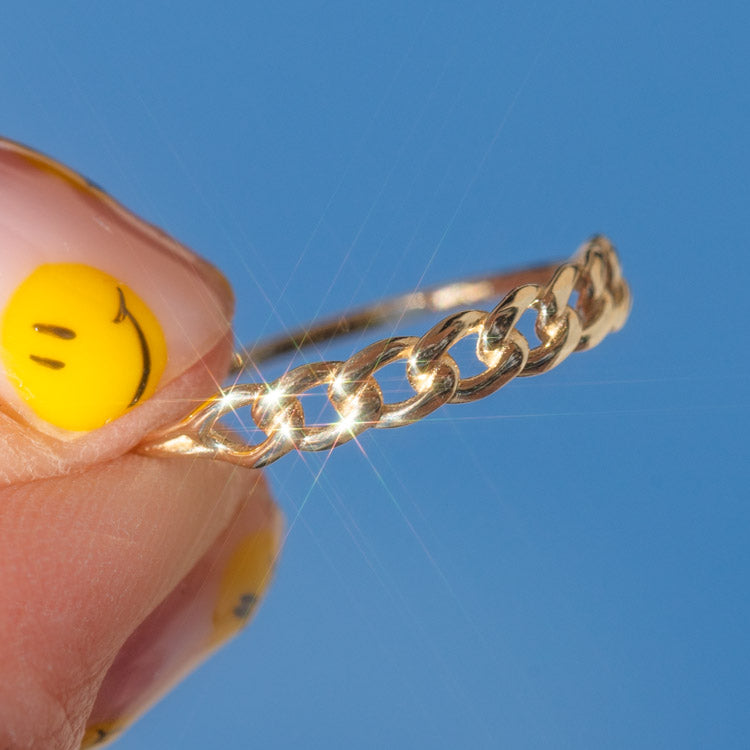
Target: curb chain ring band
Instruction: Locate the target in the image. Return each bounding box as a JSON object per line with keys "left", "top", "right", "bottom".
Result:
{"left": 139, "top": 235, "right": 631, "bottom": 467}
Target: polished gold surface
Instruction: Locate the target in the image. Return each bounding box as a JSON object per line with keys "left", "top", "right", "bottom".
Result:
{"left": 139, "top": 235, "right": 631, "bottom": 467}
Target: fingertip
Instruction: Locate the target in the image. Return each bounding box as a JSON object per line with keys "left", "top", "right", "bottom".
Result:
{"left": 0, "top": 452, "right": 277, "bottom": 748}
{"left": 0, "top": 136, "right": 237, "bottom": 481}
{"left": 83, "top": 483, "right": 282, "bottom": 743}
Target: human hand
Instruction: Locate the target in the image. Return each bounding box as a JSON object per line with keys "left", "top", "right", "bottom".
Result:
{"left": 0, "top": 138, "right": 281, "bottom": 748}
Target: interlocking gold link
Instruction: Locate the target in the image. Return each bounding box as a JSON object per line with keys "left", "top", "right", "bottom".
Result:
{"left": 139, "top": 235, "right": 631, "bottom": 467}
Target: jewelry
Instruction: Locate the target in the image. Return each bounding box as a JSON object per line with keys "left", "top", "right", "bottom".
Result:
{"left": 139, "top": 235, "right": 631, "bottom": 467}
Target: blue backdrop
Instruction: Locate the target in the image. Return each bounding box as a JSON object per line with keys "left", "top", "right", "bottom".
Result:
{"left": 2, "top": 2, "right": 748, "bottom": 748}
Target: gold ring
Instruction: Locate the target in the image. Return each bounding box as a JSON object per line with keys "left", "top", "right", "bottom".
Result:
{"left": 139, "top": 235, "right": 631, "bottom": 467}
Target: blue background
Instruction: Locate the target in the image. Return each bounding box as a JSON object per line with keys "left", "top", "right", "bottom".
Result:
{"left": 2, "top": 2, "right": 748, "bottom": 748}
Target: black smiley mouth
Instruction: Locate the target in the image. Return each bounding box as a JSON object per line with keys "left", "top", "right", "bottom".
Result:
{"left": 113, "top": 286, "right": 152, "bottom": 407}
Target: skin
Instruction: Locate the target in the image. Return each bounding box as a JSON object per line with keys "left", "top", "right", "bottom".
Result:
{"left": 0, "top": 451, "right": 279, "bottom": 748}
{"left": 0, "top": 138, "right": 282, "bottom": 748}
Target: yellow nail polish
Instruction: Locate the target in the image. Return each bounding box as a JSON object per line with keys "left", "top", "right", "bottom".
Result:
{"left": 210, "top": 529, "right": 278, "bottom": 647}
{"left": 1, "top": 263, "right": 167, "bottom": 431}
{"left": 80, "top": 719, "right": 126, "bottom": 748}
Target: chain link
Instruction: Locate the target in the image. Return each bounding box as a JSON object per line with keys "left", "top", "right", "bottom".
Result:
{"left": 139, "top": 235, "right": 631, "bottom": 467}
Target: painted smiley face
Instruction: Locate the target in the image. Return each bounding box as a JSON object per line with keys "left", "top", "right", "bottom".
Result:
{"left": 1, "top": 263, "right": 167, "bottom": 432}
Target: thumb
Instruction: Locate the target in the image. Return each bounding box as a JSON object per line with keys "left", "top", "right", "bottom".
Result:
{"left": 0, "top": 137, "right": 234, "bottom": 484}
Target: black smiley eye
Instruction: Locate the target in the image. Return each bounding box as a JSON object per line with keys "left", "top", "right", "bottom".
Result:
{"left": 29, "top": 354, "right": 66, "bottom": 370}
{"left": 29, "top": 323, "right": 78, "bottom": 370}
{"left": 33, "top": 324, "right": 77, "bottom": 340}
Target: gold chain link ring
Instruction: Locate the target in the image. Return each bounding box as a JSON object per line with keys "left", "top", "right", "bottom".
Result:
{"left": 139, "top": 235, "right": 631, "bottom": 467}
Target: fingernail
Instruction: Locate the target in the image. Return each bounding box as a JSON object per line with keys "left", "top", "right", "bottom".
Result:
{"left": 80, "top": 720, "right": 125, "bottom": 748}
{"left": 0, "top": 137, "right": 233, "bottom": 434}
{"left": 209, "top": 528, "right": 278, "bottom": 646}
{"left": 83, "top": 488, "right": 282, "bottom": 743}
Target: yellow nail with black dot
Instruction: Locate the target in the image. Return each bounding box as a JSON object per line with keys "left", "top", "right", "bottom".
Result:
{"left": 210, "top": 529, "right": 278, "bottom": 647}
{"left": 80, "top": 720, "right": 126, "bottom": 748}
{"left": 1, "top": 263, "right": 167, "bottom": 432}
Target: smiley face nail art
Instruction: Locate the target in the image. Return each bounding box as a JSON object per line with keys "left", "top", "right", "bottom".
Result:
{"left": 1, "top": 263, "right": 167, "bottom": 432}
{"left": 0, "top": 137, "right": 233, "bottom": 456}
{"left": 210, "top": 529, "right": 277, "bottom": 646}
{"left": 79, "top": 720, "right": 125, "bottom": 748}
